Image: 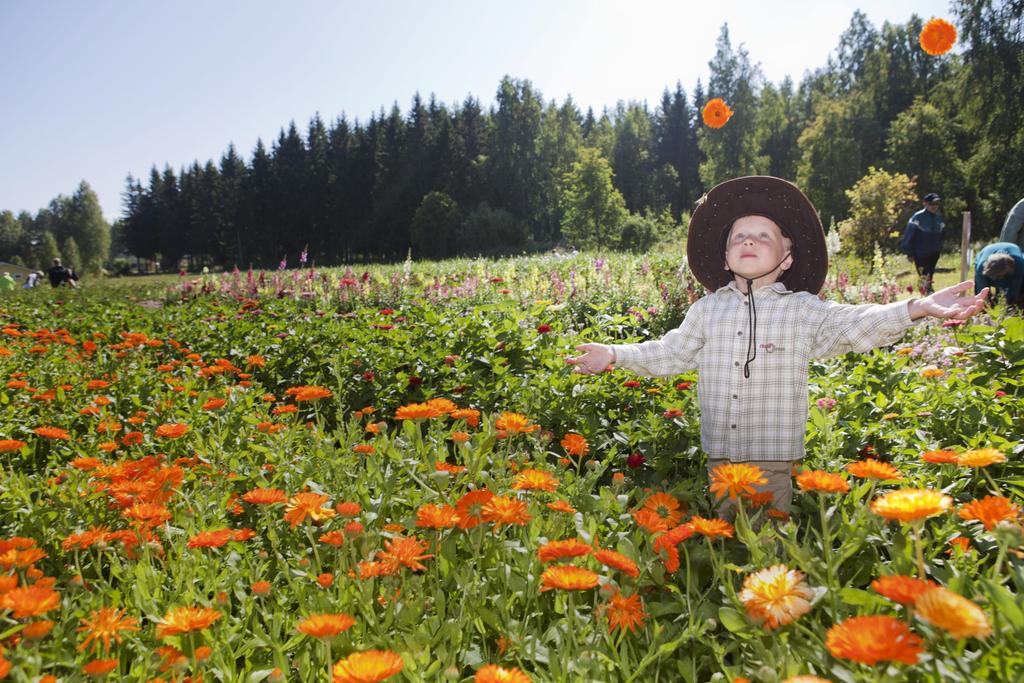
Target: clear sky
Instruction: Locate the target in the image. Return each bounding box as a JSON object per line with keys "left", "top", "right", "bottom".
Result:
{"left": 0, "top": 0, "right": 951, "bottom": 222}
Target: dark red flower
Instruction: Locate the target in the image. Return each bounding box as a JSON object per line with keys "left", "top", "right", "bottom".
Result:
{"left": 627, "top": 452, "right": 646, "bottom": 469}
{"left": 407, "top": 376, "right": 422, "bottom": 387}
{"left": 536, "top": 324, "right": 552, "bottom": 334}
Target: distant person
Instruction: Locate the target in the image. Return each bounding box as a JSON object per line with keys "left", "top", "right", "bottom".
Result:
{"left": 999, "top": 197, "right": 1024, "bottom": 250}
{"left": 23, "top": 271, "right": 41, "bottom": 288}
{"left": 47, "top": 258, "right": 70, "bottom": 287}
{"left": 66, "top": 266, "right": 80, "bottom": 287}
{"left": 974, "top": 242, "right": 1023, "bottom": 306}
{"left": 899, "top": 192, "right": 945, "bottom": 294}
{"left": 0, "top": 272, "right": 15, "bottom": 293}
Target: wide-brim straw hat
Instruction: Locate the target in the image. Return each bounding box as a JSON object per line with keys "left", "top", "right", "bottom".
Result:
{"left": 687, "top": 176, "right": 827, "bottom": 294}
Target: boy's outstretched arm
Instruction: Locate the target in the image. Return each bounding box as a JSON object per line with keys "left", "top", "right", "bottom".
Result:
{"left": 907, "top": 280, "right": 989, "bottom": 321}
{"left": 566, "top": 344, "right": 614, "bottom": 375}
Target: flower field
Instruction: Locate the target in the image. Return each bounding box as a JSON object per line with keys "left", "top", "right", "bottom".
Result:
{"left": 0, "top": 254, "right": 1022, "bottom": 682}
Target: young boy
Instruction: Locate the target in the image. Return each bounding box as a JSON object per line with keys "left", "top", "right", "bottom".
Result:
{"left": 567, "top": 176, "right": 987, "bottom": 515}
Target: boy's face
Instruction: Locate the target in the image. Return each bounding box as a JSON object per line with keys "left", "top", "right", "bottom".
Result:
{"left": 724, "top": 215, "right": 793, "bottom": 284}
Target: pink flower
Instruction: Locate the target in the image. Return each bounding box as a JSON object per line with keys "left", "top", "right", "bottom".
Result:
{"left": 816, "top": 397, "right": 837, "bottom": 411}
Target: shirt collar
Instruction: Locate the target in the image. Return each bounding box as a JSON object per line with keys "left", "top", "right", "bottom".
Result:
{"left": 717, "top": 280, "right": 793, "bottom": 297}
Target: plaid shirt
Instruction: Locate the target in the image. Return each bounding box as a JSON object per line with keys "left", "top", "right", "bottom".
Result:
{"left": 611, "top": 281, "right": 916, "bottom": 462}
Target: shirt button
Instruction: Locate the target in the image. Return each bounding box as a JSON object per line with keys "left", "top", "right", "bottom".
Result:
{"left": 734, "top": 361, "right": 740, "bottom": 367}
{"left": 732, "top": 394, "right": 737, "bottom": 399}
{"left": 730, "top": 424, "right": 736, "bottom": 429}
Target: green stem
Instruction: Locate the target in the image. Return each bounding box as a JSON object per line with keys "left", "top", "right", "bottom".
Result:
{"left": 910, "top": 523, "right": 927, "bottom": 580}
{"left": 818, "top": 494, "right": 838, "bottom": 618}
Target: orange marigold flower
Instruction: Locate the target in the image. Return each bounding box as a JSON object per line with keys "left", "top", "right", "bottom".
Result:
{"left": 451, "top": 431, "right": 471, "bottom": 443}
{"left": 593, "top": 548, "right": 640, "bottom": 577}
{"left": 475, "top": 664, "right": 532, "bottom": 682}
{"left": 702, "top": 98, "right": 733, "bottom": 128}
{"left": 482, "top": 496, "right": 532, "bottom": 529}
{"left": 632, "top": 509, "right": 670, "bottom": 534}
{"left": 871, "top": 575, "right": 938, "bottom": 605}
{"left": 121, "top": 431, "right": 144, "bottom": 445}
{"left": 202, "top": 398, "right": 226, "bottom": 410}
{"left": 691, "top": 516, "right": 734, "bottom": 540}
{"left": 70, "top": 456, "right": 103, "bottom": 470}
{"left": 122, "top": 502, "right": 172, "bottom": 527}
{"left": 154, "top": 423, "right": 189, "bottom": 439}
{"left": 511, "top": 468, "right": 558, "bottom": 492}
{"left": 948, "top": 537, "right": 972, "bottom": 554}
{"left": 457, "top": 489, "right": 495, "bottom": 529}
{"left": 560, "top": 432, "right": 589, "bottom": 457}
{"left": 739, "top": 564, "right": 815, "bottom": 629}
{"left": 0, "top": 439, "right": 27, "bottom": 452}
{"left": 252, "top": 581, "right": 272, "bottom": 595}
{"left": 537, "top": 539, "right": 591, "bottom": 563}
{"left": 284, "top": 492, "right": 336, "bottom": 527}
{"left": 796, "top": 470, "right": 850, "bottom": 494}
{"left": 494, "top": 412, "right": 539, "bottom": 434}
{"left": 23, "top": 619, "right": 54, "bottom": 639}
{"left": 709, "top": 463, "right": 766, "bottom": 500}
{"left": 246, "top": 354, "right": 266, "bottom": 367}
{"left": 156, "top": 606, "right": 221, "bottom": 638}
{"left": 394, "top": 402, "right": 443, "bottom": 420}
{"left": 82, "top": 659, "right": 119, "bottom": 676}
{"left": 642, "top": 492, "right": 685, "bottom": 526}
{"left": 0, "top": 584, "right": 60, "bottom": 618}
{"left": 356, "top": 560, "right": 397, "bottom": 579}
{"left": 187, "top": 529, "right": 236, "bottom": 549}
{"left": 297, "top": 613, "right": 355, "bottom": 639}
{"left": 353, "top": 444, "right": 376, "bottom": 454}
{"left": 603, "top": 591, "right": 647, "bottom": 634}
{"left": 921, "top": 449, "right": 958, "bottom": 464}
{"left": 378, "top": 535, "right": 434, "bottom": 572}
{"left": 242, "top": 487, "right": 288, "bottom": 505}
{"left": 825, "top": 615, "right": 924, "bottom": 665}
{"left": 919, "top": 17, "right": 957, "bottom": 55}
{"left": 915, "top": 586, "right": 991, "bottom": 639}
{"left": 958, "top": 495, "right": 1020, "bottom": 530}
{"left": 336, "top": 501, "right": 362, "bottom": 517}
{"left": 845, "top": 459, "right": 903, "bottom": 481}
{"left": 653, "top": 523, "right": 696, "bottom": 555}
{"left": 435, "top": 461, "right": 466, "bottom": 475}
{"left": 272, "top": 404, "right": 298, "bottom": 415}
{"left": 920, "top": 366, "right": 946, "bottom": 379}
{"left": 294, "top": 385, "right": 333, "bottom": 402}
{"left": 77, "top": 606, "right": 139, "bottom": 653}
{"left": 546, "top": 499, "right": 576, "bottom": 514}
{"left": 426, "top": 397, "right": 457, "bottom": 414}
{"left": 450, "top": 408, "right": 481, "bottom": 427}
{"left": 540, "top": 565, "right": 600, "bottom": 592}
{"left": 416, "top": 503, "right": 461, "bottom": 529}
{"left": 957, "top": 448, "right": 1006, "bottom": 468}
{"left": 332, "top": 650, "right": 405, "bottom": 683}
{"left": 870, "top": 488, "right": 952, "bottom": 523}
{"left": 33, "top": 426, "right": 70, "bottom": 440}
{"left": 319, "top": 530, "right": 346, "bottom": 546}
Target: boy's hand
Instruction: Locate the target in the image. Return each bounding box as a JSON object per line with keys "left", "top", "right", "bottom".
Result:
{"left": 908, "top": 280, "right": 989, "bottom": 321}
{"left": 566, "top": 344, "right": 614, "bottom": 375}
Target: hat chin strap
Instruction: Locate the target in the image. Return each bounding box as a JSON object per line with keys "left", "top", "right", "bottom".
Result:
{"left": 726, "top": 251, "right": 791, "bottom": 379}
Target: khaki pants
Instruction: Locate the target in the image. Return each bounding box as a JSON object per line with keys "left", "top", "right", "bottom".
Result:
{"left": 706, "top": 458, "right": 800, "bottom": 519}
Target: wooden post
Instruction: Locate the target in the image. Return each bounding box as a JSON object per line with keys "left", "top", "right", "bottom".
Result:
{"left": 959, "top": 211, "right": 972, "bottom": 283}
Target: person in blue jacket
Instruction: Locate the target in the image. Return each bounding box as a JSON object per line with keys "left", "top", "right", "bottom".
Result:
{"left": 974, "top": 242, "right": 1023, "bottom": 306}
{"left": 899, "top": 192, "right": 945, "bottom": 293}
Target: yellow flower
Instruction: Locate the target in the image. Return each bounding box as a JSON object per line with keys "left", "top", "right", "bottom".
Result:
{"left": 870, "top": 488, "right": 952, "bottom": 523}
{"left": 739, "top": 564, "right": 815, "bottom": 629}
{"left": 915, "top": 587, "right": 991, "bottom": 639}
{"left": 956, "top": 448, "right": 1006, "bottom": 468}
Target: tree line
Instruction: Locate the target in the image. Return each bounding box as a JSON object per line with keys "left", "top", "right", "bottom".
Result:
{"left": 2, "top": 0, "right": 1021, "bottom": 272}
